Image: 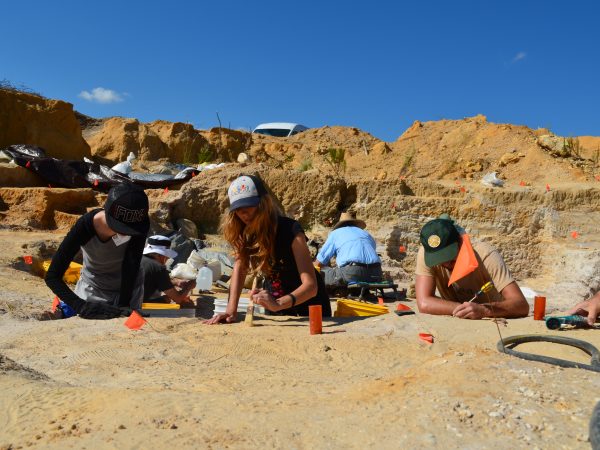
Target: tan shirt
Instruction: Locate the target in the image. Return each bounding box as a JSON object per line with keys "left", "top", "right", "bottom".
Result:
{"left": 415, "top": 240, "right": 514, "bottom": 303}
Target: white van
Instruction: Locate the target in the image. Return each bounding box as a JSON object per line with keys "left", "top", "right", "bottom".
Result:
{"left": 252, "top": 122, "right": 308, "bottom": 137}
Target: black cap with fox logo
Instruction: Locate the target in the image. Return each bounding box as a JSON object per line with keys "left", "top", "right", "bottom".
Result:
{"left": 104, "top": 183, "right": 150, "bottom": 236}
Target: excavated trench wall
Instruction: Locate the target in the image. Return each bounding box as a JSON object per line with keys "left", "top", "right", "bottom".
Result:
{"left": 2, "top": 168, "right": 599, "bottom": 307}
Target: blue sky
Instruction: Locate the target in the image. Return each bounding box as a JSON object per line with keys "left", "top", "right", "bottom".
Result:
{"left": 2, "top": 1, "right": 598, "bottom": 141}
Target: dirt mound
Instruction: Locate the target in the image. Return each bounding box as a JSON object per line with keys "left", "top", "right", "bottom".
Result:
{"left": 0, "top": 89, "right": 90, "bottom": 160}
{"left": 83, "top": 117, "right": 211, "bottom": 165}
{"left": 345, "top": 115, "right": 595, "bottom": 184}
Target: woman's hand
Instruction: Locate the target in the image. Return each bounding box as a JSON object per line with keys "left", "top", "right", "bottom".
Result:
{"left": 251, "top": 289, "right": 284, "bottom": 312}
{"left": 203, "top": 312, "right": 237, "bottom": 325}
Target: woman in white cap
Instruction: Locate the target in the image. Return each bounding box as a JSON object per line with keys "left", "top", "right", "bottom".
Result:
{"left": 205, "top": 174, "right": 331, "bottom": 324}
{"left": 45, "top": 183, "right": 150, "bottom": 319}
{"left": 140, "top": 235, "right": 195, "bottom": 305}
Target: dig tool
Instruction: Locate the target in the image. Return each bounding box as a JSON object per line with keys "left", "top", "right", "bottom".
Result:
{"left": 468, "top": 281, "right": 494, "bottom": 302}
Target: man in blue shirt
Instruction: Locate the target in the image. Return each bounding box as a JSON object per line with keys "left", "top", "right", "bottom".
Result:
{"left": 315, "top": 212, "right": 383, "bottom": 287}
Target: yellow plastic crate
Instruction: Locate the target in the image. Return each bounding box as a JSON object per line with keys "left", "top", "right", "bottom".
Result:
{"left": 141, "top": 303, "right": 180, "bottom": 310}
{"left": 41, "top": 260, "right": 82, "bottom": 284}
{"left": 334, "top": 298, "right": 389, "bottom": 317}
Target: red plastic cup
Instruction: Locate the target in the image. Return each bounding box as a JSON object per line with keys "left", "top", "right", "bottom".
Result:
{"left": 533, "top": 296, "right": 546, "bottom": 320}
{"left": 309, "top": 305, "right": 322, "bottom": 335}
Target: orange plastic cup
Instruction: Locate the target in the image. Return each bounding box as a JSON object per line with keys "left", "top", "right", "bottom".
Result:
{"left": 533, "top": 296, "right": 546, "bottom": 320}
{"left": 309, "top": 305, "right": 322, "bottom": 335}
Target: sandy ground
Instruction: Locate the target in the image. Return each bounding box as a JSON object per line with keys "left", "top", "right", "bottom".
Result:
{"left": 1, "top": 231, "right": 599, "bottom": 449}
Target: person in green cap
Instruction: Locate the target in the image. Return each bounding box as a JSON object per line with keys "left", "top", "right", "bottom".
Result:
{"left": 415, "top": 217, "right": 529, "bottom": 319}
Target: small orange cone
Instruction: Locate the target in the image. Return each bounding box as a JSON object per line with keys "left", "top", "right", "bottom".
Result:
{"left": 571, "top": 231, "right": 579, "bottom": 239}
{"left": 399, "top": 245, "right": 407, "bottom": 253}
{"left": 51, "top": 296, "right": 60, "bottom": 312}
{"left": 378, "top": 297, "right": 385, "bottom": 305}
{"left": 163, "top": 187, "right": 169, "bottom": 195}
{"left": 396, "top": 303, "right": 412, "bottom": 312}
{"left": 93, "top": 179, "right": 99, "bottom": 187}
{"left": 419, "top": 333, "right": 434, "bottom": 344}
{"left": 124, "top": 311, "right": 146, "bottom": 330}
{"left": 23, "top": 255, "right": 33, "bottom": 265}
{"left": 519, "top": 180, "right": 526, "bottom": 187}
{"left": 545, "top": 184, "right": 550, "bottom": 192}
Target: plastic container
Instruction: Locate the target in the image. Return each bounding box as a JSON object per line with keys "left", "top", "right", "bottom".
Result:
{"left": 309, "top": 305, "right": 322, "bottom": 335}
{"left": 334, "top": 299, "right": 389, "bottom": 317}
{"left": 213, "top": 298, "right": 265, "bottom": 314}
{"left": 42, "top": 260, "right": 82, "bottom": 284}
{"left": 207, "top": 260, "right": 222, "bottom": 281}
{"left": 196, "top": 264, "right": 213, "bottom": 292}
{"left": 141, "top": 303, "right": 196, "bottom": 318}
{"left": 187, "top": 250, "right": 206, "bottom": 270}
{"left": 533, "top": 296, "right": 546, "bottom": 320}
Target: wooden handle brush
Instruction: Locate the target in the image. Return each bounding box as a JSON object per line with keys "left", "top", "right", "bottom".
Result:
{"left": 244, "top": 276, "right": 258, "bottom": 326}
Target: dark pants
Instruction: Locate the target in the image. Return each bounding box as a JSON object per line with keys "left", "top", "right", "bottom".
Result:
{"left": 321, "top": 264, "right": 383, "bottom": 287}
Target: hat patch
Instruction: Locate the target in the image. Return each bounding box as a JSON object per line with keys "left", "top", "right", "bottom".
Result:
{"left": 427, "top": 235, "right": 441, "bottom": 248}
{"left": 112, "top": 205, "right": 147, "bottom": 223}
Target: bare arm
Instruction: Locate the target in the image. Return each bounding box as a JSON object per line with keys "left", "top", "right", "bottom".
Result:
{"left": 453, "top": 281, "right": 529, "bottom": 319}
{"left": 415, "top": 274, "right": 460, "bottom": 316}
{"left": 163, "top": 280, "right": 195, "bottom": 305}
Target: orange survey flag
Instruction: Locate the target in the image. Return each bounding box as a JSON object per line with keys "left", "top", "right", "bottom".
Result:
{"left": 124, "top": 311, "right": 146, "bottom": 330}
{"left": 447, "top": 234, "right": 479, "bottom": 286}
{"left": 51, "top": 296, "right": 60, "bottom": 312}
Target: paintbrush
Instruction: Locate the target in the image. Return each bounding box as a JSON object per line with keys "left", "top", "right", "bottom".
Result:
{"left": 245, "top": 276, "right": 258, "bottom": 326}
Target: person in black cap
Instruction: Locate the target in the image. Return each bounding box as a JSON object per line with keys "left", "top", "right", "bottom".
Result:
{"left": 45, "top": 183, "right": 150, "bottom": 319}
{"left": 415, "top": 216, "right": 528, "bottom": 319}
{"left": 204, "top": 174, "right": 331, "bottom": 324}
{"left": 140, "top": 235, "right": 195, "bottom": 305}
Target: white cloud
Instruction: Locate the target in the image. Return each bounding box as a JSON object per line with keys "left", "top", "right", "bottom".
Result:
{"left": 511, "top": 52, "right": 527, "bottom": 64}
{"left": 78, "top": 87, "right": 124, "bottom": 104}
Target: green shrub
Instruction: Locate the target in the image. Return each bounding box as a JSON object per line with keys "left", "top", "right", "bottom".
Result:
{"left": 298, "top": 158, "right": 313, "bottom": 171}
{"left": 563, "top": 137, "right": 582, "bottom": 158}
{"left": 197, "top": 145, "right": 214, "bottom": 164}
{"left": 325, "top": 147, "right": 346, "bottom": 177}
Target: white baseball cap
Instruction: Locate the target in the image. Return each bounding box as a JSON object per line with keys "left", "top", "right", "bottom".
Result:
{"left": 143, "top": 235, "right": 178, "bottom": 259}
{"left": 227, "top": 175, "right": 267, "bottom": 212}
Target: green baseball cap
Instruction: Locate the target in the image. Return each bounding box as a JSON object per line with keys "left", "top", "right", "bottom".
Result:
{"left": 420, "top": 218, "right": 460, "bottom": 267}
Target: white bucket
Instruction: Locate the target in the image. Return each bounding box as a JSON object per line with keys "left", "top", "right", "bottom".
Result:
{"left": 214, "top": 297, "right": 264, "bottom": 314}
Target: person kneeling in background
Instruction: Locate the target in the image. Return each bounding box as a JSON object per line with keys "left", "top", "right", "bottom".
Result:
{"left": 315, "top": 212, "right": 383, "bottom": 288}
{"left": 141, "top": 235, "right": 195, "bottom": 306}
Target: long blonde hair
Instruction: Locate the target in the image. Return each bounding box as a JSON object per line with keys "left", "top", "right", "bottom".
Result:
{"left": 221, "top": 193, "right": 280, "bottom": 276}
